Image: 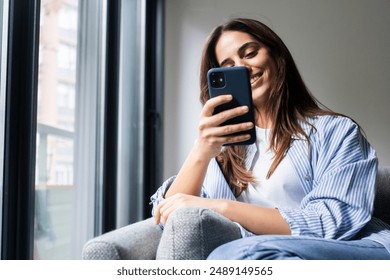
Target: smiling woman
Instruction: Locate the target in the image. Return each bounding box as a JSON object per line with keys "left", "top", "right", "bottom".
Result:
{"left": 78, "top": 1, "right": 390, "bottom": 261}
{"left": 151, "top": 17, "right": 390, "bottom": 260}
{"left": 214, "top": 31, "right": 277, "bottom": 120}
{"left": 82, "top": 16, "right": 390, "bottom": 261}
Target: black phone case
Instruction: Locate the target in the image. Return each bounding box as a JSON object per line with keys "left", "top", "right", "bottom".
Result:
{"left": 207, "top": 66, "right": 256, "bottom": 145}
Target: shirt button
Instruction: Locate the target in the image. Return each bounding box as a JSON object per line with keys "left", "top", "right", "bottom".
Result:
{"left": 304, "top": 175, "right": 310, "bottom": 181}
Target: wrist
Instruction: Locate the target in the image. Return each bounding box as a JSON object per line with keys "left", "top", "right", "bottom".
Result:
{"left": 193, "top": 139, "right": 222, "bottom": 161}
{"left": 212, "top": 199, "right": 230, "bottom": 216}
{"left": 191, "top": 140, "right": 217, "bottom": 163}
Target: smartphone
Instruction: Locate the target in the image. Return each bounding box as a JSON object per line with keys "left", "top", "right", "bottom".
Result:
{"left": 207, "top": 66, "right": 256, "bottom": 145}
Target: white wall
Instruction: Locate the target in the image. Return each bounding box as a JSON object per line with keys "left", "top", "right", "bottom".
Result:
{"left": 163, "top": 0, "right": 390, "bottom": 179}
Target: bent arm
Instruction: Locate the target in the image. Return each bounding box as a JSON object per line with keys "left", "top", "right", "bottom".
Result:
{"left": 154, "top": 192, "right": 291, "bottom": 235}
{"left": 281, "top": 116, "right": 378, "bottom": 239}
{"left": 164, "top": 143, "right": 212, "bottom": 198}
{"left": 215, "top": 199, "right": 291, "bottom": 235}
{"left": 164, "top": 95, "right": 253, "bottom": 198}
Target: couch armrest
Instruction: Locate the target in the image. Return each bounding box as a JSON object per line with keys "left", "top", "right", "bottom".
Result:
{"left": 82, "top": 217, "right": 162, "bottom": 260}
{"left": 373, "top": 166, "right": 390, "bottom": 225}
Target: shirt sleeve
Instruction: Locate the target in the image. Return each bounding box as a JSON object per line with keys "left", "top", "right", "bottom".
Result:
{"left": 149, "top": 158, "right": 254, "bottom": 237}
{"left": 149, "top": 176, "right": 210, "bottom": 217}
{"left": 279, "top": 116, "right": 378, "bottom": 240}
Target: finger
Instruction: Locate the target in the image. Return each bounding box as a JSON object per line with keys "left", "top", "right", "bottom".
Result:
{"left": 154, "top": 197, "right": 171, "bottom": 224}
{"left": 209, "top": 105, "right": 249, "bottom": 127}
{"left": 223, "top": 133, "right": 252, "bottom": 144}
{"left": 154, "top": 204, "right": 162, "bottom": 224}
{"left": 200, "top": 121, "right": 253, "bottom": 142}
{"left": 214, "top": 121, "right": 254, "bottom": 137}
{"left": 201, "top": 95, "right": 233, "bottom": 117}
{"left": 198, "top": 106, "right": 250, "bottom": 134}
{"left": 158, "top": 193, "right": 195, "bottom": 225}
{"left": 159, "top": 200, "right": 180, "bottom": 225}
{"left": 207, "top": 132, "right": 252, "bottom": 146}
{"left": 155, "top": 196, "right": 177, "bottom": 225}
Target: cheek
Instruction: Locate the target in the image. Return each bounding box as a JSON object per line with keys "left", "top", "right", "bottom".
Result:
{"left": 262, "top": 70, "right": 274, "bottom": 86}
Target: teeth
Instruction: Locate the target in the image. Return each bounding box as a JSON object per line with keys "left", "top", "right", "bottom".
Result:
{"left": 250, "top": 76, "right": 259, "bottom": 84}
{"left": 250, "top": 73, "right": 262, "bottom": 84}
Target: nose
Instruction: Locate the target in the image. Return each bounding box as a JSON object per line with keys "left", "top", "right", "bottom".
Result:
{"left": 235, "top": 60, "right": 251, "bottom": 73}
{"left": 234, "top": 57, "right": 249, "bottom": 66}
{"left": 235, "top": 58, "right": 247, "bottom": 67}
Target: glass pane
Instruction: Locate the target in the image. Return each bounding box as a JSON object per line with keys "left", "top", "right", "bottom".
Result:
{"left": 34, "top": 0, "right": 99, "bottom": 259}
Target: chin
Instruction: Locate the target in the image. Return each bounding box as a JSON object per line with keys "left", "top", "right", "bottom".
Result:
{"left": 251, "top": 90, "right": 268, "bottom": 104}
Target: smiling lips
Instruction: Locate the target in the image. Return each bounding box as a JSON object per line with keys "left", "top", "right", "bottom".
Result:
{"left": 250, "top": 71, "right": 263, "bottom": 85}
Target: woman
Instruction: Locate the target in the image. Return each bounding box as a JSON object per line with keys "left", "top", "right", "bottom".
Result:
{"left": 151, "top": 18, "right": 390, "bottom": 259}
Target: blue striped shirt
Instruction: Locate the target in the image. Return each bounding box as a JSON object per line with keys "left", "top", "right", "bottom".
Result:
{"left": 151, "top": 115, "right": 390, "bottom": 253}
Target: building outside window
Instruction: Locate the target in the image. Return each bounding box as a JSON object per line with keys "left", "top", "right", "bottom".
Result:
{"left": 35, "top": 0, "right": 79, "bottom": 260}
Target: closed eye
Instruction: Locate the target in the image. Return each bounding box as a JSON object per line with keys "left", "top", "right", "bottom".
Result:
{"left": 244, "top": 50, "right": 258, "bottom": 59}
{"left": 219, "top": 59, "right": 234, "bottom": 67}
{"left": 238, "top": 41, "right": 260, "bottom": 59}
{"left": 219, "top": 42, "right": 261, "bottom": 67}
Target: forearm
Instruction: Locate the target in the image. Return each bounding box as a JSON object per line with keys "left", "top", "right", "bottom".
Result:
{"left": 165, "top": 144, "right": 211, "bottom": 198}
{"left": 165, "top": 95, "right": 253, "bottom": 198}
{"left": 213, "top": 199, "right": 291, "bottom": 235}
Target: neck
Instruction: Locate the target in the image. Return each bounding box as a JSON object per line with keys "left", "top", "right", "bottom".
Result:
{"left": 254, "top": 109, "right": 272, "bottom": 128}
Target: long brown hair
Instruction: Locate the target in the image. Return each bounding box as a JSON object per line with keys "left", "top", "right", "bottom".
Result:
{"left": 200, "top": 18, "right": 340, "bottom": 196}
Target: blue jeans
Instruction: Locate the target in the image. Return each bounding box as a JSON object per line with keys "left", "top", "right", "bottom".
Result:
{"left": 207, "top": 235, "right": 390, "bottom": 260}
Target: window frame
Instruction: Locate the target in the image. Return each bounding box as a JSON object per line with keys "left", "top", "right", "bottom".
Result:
{"left": 1, "top": 0, "right": 41, "bottom": 260}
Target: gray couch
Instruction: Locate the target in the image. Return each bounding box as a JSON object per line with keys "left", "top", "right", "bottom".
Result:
{"left": 82, "top": 166, "right": 390, "bottom": 260}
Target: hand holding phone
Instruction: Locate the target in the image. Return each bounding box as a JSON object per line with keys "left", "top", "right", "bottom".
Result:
{"left": 207, "top": 66, "right": 256, "bottom": 145}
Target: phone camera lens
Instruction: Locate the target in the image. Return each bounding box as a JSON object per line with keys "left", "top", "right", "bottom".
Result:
{"left": 210, "top": 72, "right": 225, "bottom": 88}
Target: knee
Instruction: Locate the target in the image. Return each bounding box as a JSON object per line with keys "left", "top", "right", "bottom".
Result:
{"left": 165, "top": 206, "right": 206, "bottom": 229}
{"left": 163, "top": 206, "right": 240, "bottom": 240}
{"left": 156, "top": 207, "right": 208, "bottom": 260}
{"left": 156, "top": 207, "right": 241, "bottom": 260}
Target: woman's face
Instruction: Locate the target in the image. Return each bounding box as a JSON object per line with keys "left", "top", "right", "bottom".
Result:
{"left": 214, "top": 31, "right": 277, "bottom": 107}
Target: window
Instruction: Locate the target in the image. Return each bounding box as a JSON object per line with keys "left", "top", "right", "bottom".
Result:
{"left": 0, "top": 0, "right": 163, "bottom": 260}
{"left": 34, "top": 0, "right": 102, "bottom": 260}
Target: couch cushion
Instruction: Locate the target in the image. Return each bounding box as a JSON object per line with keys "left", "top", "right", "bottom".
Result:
{"left": 373, "top": 166, "right": 390, "bottom": 225}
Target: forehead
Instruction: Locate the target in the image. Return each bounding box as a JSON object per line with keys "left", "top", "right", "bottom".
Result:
{"left": 215, "top": 31, "right": 257, "bottom": 61}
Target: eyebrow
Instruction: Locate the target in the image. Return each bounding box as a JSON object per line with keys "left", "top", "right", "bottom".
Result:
{"left": 219, "top": 41, "right": 259, "bottom": 67}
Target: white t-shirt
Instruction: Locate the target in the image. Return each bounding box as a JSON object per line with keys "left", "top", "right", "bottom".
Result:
{"left": 237, "top": 127, "right": 305, "bottom": 209}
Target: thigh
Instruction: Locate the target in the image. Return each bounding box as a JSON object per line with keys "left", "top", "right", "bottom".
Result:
{"left": 208, "top": 235, "right": 390, "bottom": 260}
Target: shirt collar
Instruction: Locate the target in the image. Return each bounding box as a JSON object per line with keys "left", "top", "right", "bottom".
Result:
{"left": 291, "top": 118, "right": 315, "bottom": 140}
{"left": 245, "top": 143, "right": 258, "bottom": 170}
{"left": 245, "top": 118, "right": 315, "bottom": 169}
